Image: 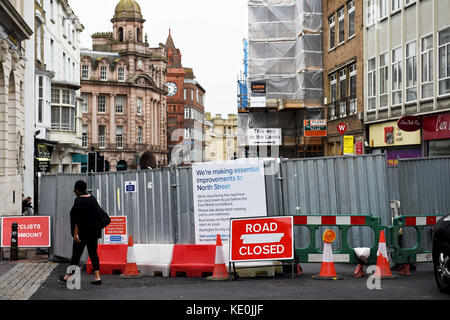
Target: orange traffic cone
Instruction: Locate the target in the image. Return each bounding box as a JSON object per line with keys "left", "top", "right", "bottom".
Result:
{"left": 374, "top": 230, "right": 396, "bottom": 279}
{"left": 313, "top": 240, "right": 342, "bottom": 280}
{"left": 297, "top": 263, "right": 303, "bottom": 277}
{"left": 207, "top": 235, "right": 229, "bottom": 281}
{"left": 397, "top": 264, "right": 411, "bottom": 276}
{"left": 120, "top": 236, "right": 144, "bottom": 279}
{"left": 353, "top": 264, "right": 365, "bottom": 278}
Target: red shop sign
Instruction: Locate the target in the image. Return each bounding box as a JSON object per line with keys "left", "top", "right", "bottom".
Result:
{"left": 423, "top": 113, "right": 450, "bottom": 141}
{"left": 230, "top": 216, "right": 294, "bottom": 262}
{"left": 397, "top": 116, "right": 422, "bottom": 132}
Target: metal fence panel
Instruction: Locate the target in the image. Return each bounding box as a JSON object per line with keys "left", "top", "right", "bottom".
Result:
{"left": 280, "top": 154, "right": 390, "bottom": 249}
{"left": 389, "top": 157, "right": 450, "bottom": 250}
{"left": 40, "top": 154, "right": 450, "bottom": 261}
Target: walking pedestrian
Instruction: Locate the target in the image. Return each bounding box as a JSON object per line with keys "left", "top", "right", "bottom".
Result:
{"left": 22, "top": 197, "right": 34, "bottom": 216}
{"left": 60, "top": 180, "right": 105, "bottom": 285}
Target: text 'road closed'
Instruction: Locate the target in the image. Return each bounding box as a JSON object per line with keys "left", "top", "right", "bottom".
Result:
{"left": 230, "top": 216, "right": 294, "bottom": 262}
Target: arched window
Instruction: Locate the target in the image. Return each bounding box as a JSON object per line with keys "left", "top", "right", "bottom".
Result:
{"left": 136, "top": 28, "right": 141, "bottom": 42}
{"left": 118, "top": 27, "right": 124, "bottom": 42}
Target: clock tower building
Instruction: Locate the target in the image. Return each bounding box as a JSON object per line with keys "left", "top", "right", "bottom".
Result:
{"left": 165, "top": 30, "right": 185, "bottom": 161}
{"left": 165, "top": 30, "right": 206, "bottom": 165}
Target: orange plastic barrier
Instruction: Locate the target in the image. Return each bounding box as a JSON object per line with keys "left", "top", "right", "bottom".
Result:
{"left": 86, "top": 244, "right": 128, "bottom": 275}
{"left": 170, "top": 245, "right": 216, "bottom": 278}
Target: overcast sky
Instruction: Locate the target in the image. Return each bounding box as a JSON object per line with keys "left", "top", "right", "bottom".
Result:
{"left": 69, "top": 0, "right": 248, "bottom": 117}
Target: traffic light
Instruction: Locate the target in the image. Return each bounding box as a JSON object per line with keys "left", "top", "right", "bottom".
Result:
{"left": 97, "top": 155, "right": 105, "bottom": 172}
{"left": 88, "top": 152, "right": 97, "bottom": 173}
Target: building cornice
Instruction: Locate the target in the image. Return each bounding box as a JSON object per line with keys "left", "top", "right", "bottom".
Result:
{"left": 0, "top": 1, "right": 33, "bottom": 41}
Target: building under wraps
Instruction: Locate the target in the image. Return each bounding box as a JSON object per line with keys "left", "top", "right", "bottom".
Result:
{"left": 239, "top": 0, "right": 325, "bottom": 158}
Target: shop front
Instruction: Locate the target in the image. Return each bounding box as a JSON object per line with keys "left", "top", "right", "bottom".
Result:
{"left": 369, "top": 121, "right": 422, "bottom": 166}
{"left": 423, "top": 112, "right": 450, "bottom": 157}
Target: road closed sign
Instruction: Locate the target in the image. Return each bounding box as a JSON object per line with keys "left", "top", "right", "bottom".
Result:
{"left": 230, "top": 216, "right": 294, "bottom": 262}
{"left": 1, "top": 216, "right": 51, "bottom": 248}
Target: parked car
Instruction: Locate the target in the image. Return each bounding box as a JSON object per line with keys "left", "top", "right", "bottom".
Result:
{"left": 433, "top": 214, "right": 450, "bottom": 294}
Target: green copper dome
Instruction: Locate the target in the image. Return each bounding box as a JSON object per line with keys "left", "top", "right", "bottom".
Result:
{"left": 113, "top": 0, "right": 143, "bottom": 20}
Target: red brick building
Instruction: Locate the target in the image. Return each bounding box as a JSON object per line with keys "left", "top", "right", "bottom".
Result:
{"left": 165, "top": 31, "right": 206, "bottom": 165}
{"left": 80, "top": 0, "right": 168, "bottom": 171}
{"left": 323, "top": 0, "right": 365, "bottom": 156}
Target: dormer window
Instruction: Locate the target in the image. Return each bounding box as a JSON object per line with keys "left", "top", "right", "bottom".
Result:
{"left": 82, "top": 65, "right": 89, "bottom": 80}
{"left": 118, "top": 67, "right": 125, "bottom": 82}
{"left": 100, "top": 66, "right": 107, "bottom": 81}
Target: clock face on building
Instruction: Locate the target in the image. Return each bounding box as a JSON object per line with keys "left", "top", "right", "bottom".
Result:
{"left": 166, "top": 82, "right": 178, "bottom": 97}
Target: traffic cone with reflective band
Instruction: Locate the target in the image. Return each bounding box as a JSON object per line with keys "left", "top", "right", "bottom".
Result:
{"left": 297, "top": 263, "right": 303, "bottom": 277}
{"left": 207, "top": 235, "right": 229, "bottom": 281}
{"left": 313, "top": 232, "right": 342, "bottom": 280}
{"left": 397, "top": 264, "right": 411, "bottom": 276}
{"left": 374, "top": 230, "right": 396, "bottom": 279}
{"left": 120, "top": 236, "right": 144, "bottom": 279}
{"left": 353, "top": 264, "right": 365, "bottom": 278}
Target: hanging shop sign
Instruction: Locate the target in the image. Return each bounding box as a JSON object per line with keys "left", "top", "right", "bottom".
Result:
{"left": 397, "top": 116, "right": 422, "bottom": 132}
{"left": 304, "top": 120, "right": 327, "bottom": 137}
{"left": 35, "top": 143, "right": 54, "bottom": 173}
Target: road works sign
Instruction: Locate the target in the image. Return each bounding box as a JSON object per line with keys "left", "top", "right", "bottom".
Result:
{"left": 104, "top": 216, "right": 128, "bottom": 244}
{"left": 230, "top": 216, "right": 294, "bottom": 262}
{"left": 1, "top": 216, "right": 51, "bottom": 248}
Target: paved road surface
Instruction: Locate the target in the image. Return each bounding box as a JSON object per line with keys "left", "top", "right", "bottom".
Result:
{"left": 31, "top": 263, "right": 449, "bottom": 300}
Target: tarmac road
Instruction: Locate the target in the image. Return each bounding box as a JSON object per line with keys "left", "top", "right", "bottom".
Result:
{"left": 31, "top": 263, "right": 450, "bottom": 301}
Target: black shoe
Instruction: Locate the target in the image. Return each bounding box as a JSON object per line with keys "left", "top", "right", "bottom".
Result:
{"left": 91, "top": 280, "right": 102, "bottom": 285}
{"left": 58, "top": 275, "right": 68, "bottom": 283}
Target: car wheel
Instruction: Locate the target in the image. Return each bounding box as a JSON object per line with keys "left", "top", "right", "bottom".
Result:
{"left": 434, "top": 241, "right": 450, "bottom": 294}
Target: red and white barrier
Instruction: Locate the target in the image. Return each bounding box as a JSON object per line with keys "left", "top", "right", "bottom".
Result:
{"left": 404, "top": 216, "right": 442, "bottom": 226}
{"left": 294, "top": 216, "right": 367, "bottom": 226}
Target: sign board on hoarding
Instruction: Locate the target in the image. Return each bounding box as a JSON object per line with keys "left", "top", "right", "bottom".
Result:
{"left": 125, "top": 181, "right": 137, "bottom": 193}
{"left": 192, "top": 159, "right": 267, "bottom": 244}
{"left": 304, "top": 120, "right": 327, "bottom": 137}
{"left": 1, "top": 216, "right": 51, "bottom": 248}
{"left": 248, "top": 128, "right": 282, "bottom": 146}
{"left": 104, "top": 216, "right": 128, "bottom": 244}
{"left": 423, "top": 113, "right": 450, "bottom": 141}
{"left": 230, "top": 216, "right": 294, "bottom": 262}
{"left": 343, "top": 136, "right": 354, "bottom": 155}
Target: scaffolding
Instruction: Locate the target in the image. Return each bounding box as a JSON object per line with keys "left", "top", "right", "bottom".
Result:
{"left": 248, "top": 0, "right": 323, "bottom": 106}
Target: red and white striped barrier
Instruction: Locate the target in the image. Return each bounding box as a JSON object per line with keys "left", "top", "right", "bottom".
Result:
{"left": 294, "top": 216, "right": 367, "bottom": 226}
{"left": 404, "top": 216, "right": 442, "bottom": 226}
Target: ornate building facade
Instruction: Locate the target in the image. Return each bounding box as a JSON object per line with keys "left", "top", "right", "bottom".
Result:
{"left": 0, "top": 0, "right": 33, "bottom": 215}
{"left": 80, "top": 0, "right": 168, "bottom": 171}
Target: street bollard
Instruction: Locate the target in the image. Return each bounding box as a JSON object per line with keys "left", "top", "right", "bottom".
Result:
{"left": 10, "top": 222, "right": 18, "bottom": 261}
